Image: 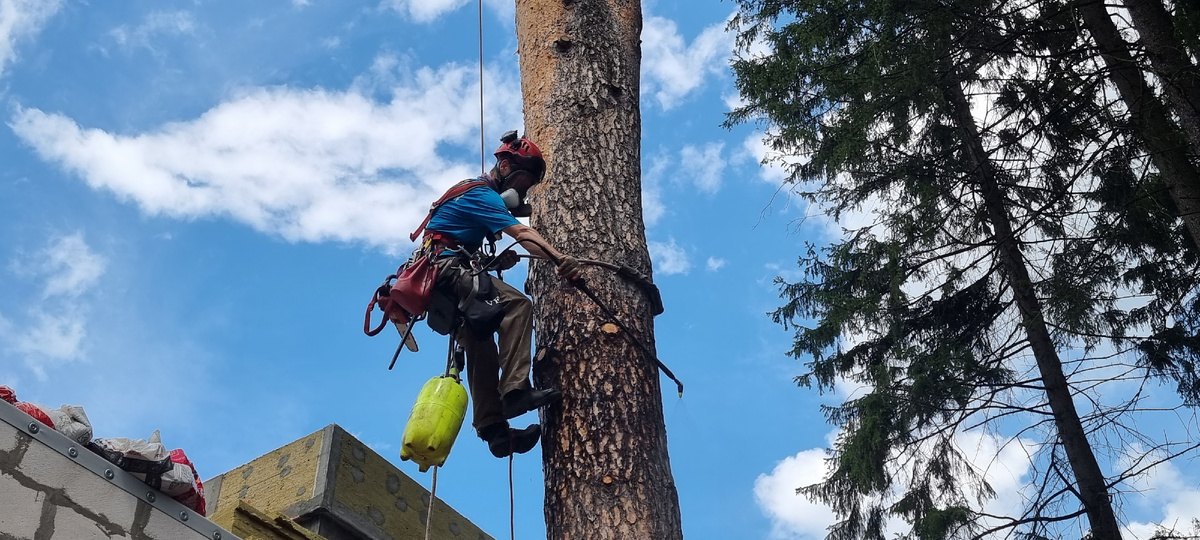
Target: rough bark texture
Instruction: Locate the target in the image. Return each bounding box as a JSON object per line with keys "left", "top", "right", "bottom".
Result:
{"left": 1123, "top": 0, "right": 1200, "bottom": 157}
{"left": 513, "top": 1, "right": 684, "bottom": 539}
{"left": 943, "top": 75, "right": 1124, "bottom": 540}
{"left": 1078, "top": 0, "right": 1200, "bottom": 250}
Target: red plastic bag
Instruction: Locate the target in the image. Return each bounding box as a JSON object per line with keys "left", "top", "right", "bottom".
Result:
{"left": 169, "top": 449, "right": 206, "bottom": 516}
{"left": 16, "top": 402, "right": 54, "bottom": 428}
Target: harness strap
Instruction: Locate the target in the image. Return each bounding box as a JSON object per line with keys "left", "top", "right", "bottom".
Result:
{"left": 431, "top": 251, "right": 484, "bottom": 314}
{"left": 409, "top": 179, "right": 492, "bottom": 241}
{"left": 364, "top": 276, "right": 398, "bottom": 337}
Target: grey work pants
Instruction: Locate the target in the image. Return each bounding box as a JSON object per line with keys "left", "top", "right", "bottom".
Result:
{"left": 436, "top": 258, "right": 534, "bottom": 434}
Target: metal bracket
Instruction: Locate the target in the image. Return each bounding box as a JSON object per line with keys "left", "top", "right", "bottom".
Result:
{"left": 0, "top": 399, "right": 238, "bottom": 540}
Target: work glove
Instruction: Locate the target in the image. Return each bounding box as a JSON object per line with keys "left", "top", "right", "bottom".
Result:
{"left": 491, "top": 250, "right": 520, "bottom": 271}
{"left": 557, "top": 255, "right": 582, "bottom": 281}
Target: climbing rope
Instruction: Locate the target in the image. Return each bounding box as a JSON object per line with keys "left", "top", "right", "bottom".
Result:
{"left": 509, "top": 451, "right": 516, "bottom": 540}
{"left": 472, "top": 0, "right": 482, "bottom": 172}
{"left": 424, "top": 466, "right": 438, "bottom": 540}
{"left": 483, "top": 240, "right": 685, "bottom": 397}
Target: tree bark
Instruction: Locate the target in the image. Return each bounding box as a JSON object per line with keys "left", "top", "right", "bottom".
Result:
{"left": 513, "top": 1, "right": 684, "bottom": 539}
{"left": 1123, "top": 0, "right": 1200, "bottom": 157}
{"left": 942, "top": 74, "right": 1124, "bottom": 540}
{"left": 1077, "top": 0, "right": 1200, "bottom": 251}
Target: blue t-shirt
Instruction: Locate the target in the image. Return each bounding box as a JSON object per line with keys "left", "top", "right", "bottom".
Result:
{"left": 425, "top": 184, "right": 519, "bottom": 251}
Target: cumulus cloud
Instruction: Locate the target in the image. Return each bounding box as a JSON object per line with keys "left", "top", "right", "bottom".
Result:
{"left": 1122, "top": 454, "right": 1200, "bottom": 539}
{"left": 110, "top": 10, "right": 197, "bottom": 51}
{"left": 0, "top": 233, "right": 107, "bottom": 379}
{"left": 706, "top": 257, "right": 725, "bottom": 271}
{"left": 678, "top": 142, "right": 726, "bottom": 193}
{"left": 642, "top": 153, "right": 670, "bottom": 226}
{"left": 0, "top": 0, "right": 64, "bottom": 78}
{"left": 649, "top": 238, "right": 689, "bottom": 275}
{"left": 382, "top": 0, "right": 512, "bottom": 25}
{"left": 642, "top": 14, "right": 734, "bottom": 110}
{"left": 955, "top": 430, "right": 1036, "bottom": 520}
{"left": 10, "top": 61, "right": 524, "bottom": 251}
{"left": 376, "top": 6, "right": 733, "bottom": 107}
{"left": 756, "top": 430, "right": 1037, "bottom": 539}
{"left": 642, "top": 141, "right": 726, "bottom": 227}
{"left": 382, "top": 0, "right": 468, "bottom": 23}
{"left": 755, "top": 449, "right": 838, "bottom": 540}
{"left": 35, "top": 232, "right": 108, "bottom": 299}
{"left": 740, "top": 132, "right": 803, "bottom": 184}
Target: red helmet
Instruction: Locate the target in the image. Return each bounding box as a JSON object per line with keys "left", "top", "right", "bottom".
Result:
{"left": 494, "top": 130, "right": 545, "bottom": 183}
{"left": 494, "top": 130, "right": 543, "bottom": 161}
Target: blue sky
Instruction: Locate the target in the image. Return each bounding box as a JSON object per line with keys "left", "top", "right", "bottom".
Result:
{"left": 1, "top": 1, "right": 1197, "bottom": 539}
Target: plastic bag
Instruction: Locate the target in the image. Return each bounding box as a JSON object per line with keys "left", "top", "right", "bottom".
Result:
{"left": 1, "top": 386, "right": 53, "bottom": 427}
{"left": 16, "top": 402, "right": 54, "bottom": 428}
{"left": 88, "top": 430, "right": 172, "bottom": 475}
{"left": 0, "top": 386, "right": 90, "bottom": 444}
{"left": 40, "top": 405, "right": 92, "bottom": 445}
{"left": 168, "top": 449, "right": 206, "bottom": 516}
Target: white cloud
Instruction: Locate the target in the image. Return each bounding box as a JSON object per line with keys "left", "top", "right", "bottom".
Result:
{"left": 642, "top": 153, "right": 670, "bottom": 226}
{"left": 954, "top": 430, "right": 1035, "bottom": 521}
{"left": 10, "top": 61, "right": 524, "bottom": 251}
{"left": 0, "top": 233, "right": 106, "bottom": 378}
{"left": 649, "top": 238, "right": 690, "bottom": 275}
{"left": 1122, "top": 455, "right": 1200, "bottom": 539}
{"left": 641, "top": 14, "right": 734, "bottom": 110}
{"left": 723, "top": 90, "right": 747, "bottom": 112}
{"left": 11, "top": 311, "right": 86, "bottom": 375}
{"left": 373, "top": 7, "right": 733, "bottom": 107}
{"left": 678, "top": 142, "right": 726, "bottom": 193}
{"left": 756, "top": 429, "right": 1037, "bottom": 539}
{"left": 36, "top": 233, "right": 108, "bottom": 299}
{"left": 706, "top": 257, "right": 725, "bottom": 271}
{"left": 382, "top": 0, "right": 468, "bottom": 23}
{"left": 754, "top": 449, "right": 837, "bottom": 540}
{"left": 382, "top": 0, "right": 512, "bottom": 25}
{"left": 741, "top": 132, "right": 801, "bottom": 184}
{"left": 110, "top": 10, "right": 197, "bottom": 51}
{"left": 0, "top": 0, "right": 64, "bottom": 79}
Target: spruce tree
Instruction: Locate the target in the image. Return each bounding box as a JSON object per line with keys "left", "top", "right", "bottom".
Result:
{"left": 728, "top": 0, "right": 1200, "bottom": 537}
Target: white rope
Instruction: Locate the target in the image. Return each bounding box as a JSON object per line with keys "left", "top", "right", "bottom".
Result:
{"left": 424, "top": 466, "right": 439, "bottom": 540}
{"left": 478, "top": 0, "right": 486, "bottom": 174}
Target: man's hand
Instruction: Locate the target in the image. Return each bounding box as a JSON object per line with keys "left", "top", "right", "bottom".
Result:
{"left": 492, "top": 250, "right": 520, "bottom": 271}
{"left": 557, "top": 255, "right": 582, "bottom": 281}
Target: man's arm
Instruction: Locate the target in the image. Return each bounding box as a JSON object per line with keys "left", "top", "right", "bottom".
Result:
{"left": 501, "top": 223, "right": 566, "bottom": 262}
{"left": 501, "top": 223, "right": 581, "bottom": 279}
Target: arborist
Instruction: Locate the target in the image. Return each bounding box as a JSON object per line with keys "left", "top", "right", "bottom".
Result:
{"left": 412, "top": 131, "right": 580, "bottom": 459}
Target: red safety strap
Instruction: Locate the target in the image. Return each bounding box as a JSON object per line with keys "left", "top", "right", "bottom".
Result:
{"left": 409, "top": 179, "right": 491, "bottom": 242}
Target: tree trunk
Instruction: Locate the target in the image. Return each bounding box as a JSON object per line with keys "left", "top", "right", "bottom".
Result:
{"left": 942, "top": 74, "right": 1124, "bottom": 540}
{"left": 1077, "top": 0, "right": 1200, "bottom": 250}
{"left": 513, "top": 1, "right": 685, "bottom": 539}
{"left": 1123, "top": 0, "right": 1200, "bottom": 157}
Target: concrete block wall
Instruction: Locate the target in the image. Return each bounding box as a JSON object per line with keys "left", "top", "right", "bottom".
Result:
{"left": 0, "top": 400, "right": 237, "bottom": 540}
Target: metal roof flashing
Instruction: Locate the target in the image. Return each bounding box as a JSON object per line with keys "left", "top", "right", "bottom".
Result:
{"left": 0, "top": 399, "right": 239, "bottom": 540}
